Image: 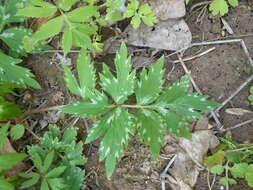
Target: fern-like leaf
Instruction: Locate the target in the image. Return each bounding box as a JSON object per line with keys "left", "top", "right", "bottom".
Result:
{"left": 135, "top": 56, "right": 164, "bottom": 105}
{"left": 100, "top": 42, "right": 135, "bottom": 104}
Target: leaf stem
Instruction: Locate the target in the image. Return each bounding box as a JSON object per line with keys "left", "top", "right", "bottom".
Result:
{"left": 120, "top": 104, "right": 154, "bottom": 109}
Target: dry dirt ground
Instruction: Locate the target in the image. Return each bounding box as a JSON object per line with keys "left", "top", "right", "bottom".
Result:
{"left": 17, "top": 1, "right": 253, "bottom": 190}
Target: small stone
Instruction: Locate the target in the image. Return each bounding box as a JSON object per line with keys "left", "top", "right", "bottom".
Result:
{"left": 148, "top": 0, "right": 186, "bottom": 20}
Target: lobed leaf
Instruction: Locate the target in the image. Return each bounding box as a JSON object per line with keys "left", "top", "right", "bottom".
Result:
{"left": 67, "top": 6, "right": 99, "bottom": 23}
{"left": 60, "top": 91, "right": 113, "bottom": 118}
{"left": 135, "top": 56, "right": 164, "bottom": 105}
{"left": 136, "top": 109, "right": 165, "bottom": 159}
{"left": 209, "top": 0, "right": 229, "bottom": 16}
{"left": 0, "top": 51, "right": 40, "bottom": 88}
{"left": 100, "top": 42, "right": 135, "bottom": 104}
{"left": 20, "top": 172, "right": 40, "bottom": 189}
{"left": 97, "top": 107, "right": 135, "bottom": 178}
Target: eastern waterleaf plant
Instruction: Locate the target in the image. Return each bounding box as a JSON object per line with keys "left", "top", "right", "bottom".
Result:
{"left": 59, "top": 42, "right": 220, "bottom": 178}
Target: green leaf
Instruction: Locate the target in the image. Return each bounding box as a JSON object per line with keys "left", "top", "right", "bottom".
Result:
{"left": 209, "top": 0, "right": 229, "bottom": 16}
{"left": 136, "top": 109, "right": 165, "bottom": 159}
{"left": 0, "top": 98, "right": 22, "bottom": 120}
{"left": 58, "top": 0, "right": 79, "bottom": 11}
{"left": 33, "top": 153, "right": 44, "bottom": 172}
{"left": 131, "top": 15, "right": 141, "bottom": 29}
{"left": 67, "top": 6, "right": 99, "bottom": 23}
{"left": 48, "top": 178, "right": 66, "bottom": 190}
{"left": 167, "top": 93, "right": 219, "bottom": 120}
{"left": 46, "top": 166, "right": 66, "bottom": 178}
{"left": 210, "top": 165, "right": 224, "bottom": 175}
{"left": 138, "top": 4, "right": 158, "bottom": 26}
{"left": 61, "top": 27, "right": 72, "bottom": 56}
{"left": 0, "top": 178, "right": 15, "bottom": 190}
{"left": 0, "top": 0, "right": 26, "bottom": 27}
{"left": 32, "top": 16, "right": 64, "bottom": 42}
{"left": 228, "top": 0, "right": 238, "bottom": 7}
{"left": 62, "top": 64, "right": 81, "bottom": 97}
{"left": 62, "top": 127, "right": 77, "bottom": 144}
{"left": 0, "top": 51, "right": 40, "bottom": 88}
{"left": 98, "top": 107, "right": 135, "bottom": 178}
{"left": 60, "top": 91, "right": 113, "bottom": 118}
{"left": 20, "top": 172, "right": 40, "bottom": 189}
{"left": 0, "top": 27, "right": 31, "bottom": 55}
{"left": 62, "top": 166, "right": 85, "bottom": 190}
{"left": 204, "top": 150, "right": 225, "bottom": 168}
{"left": 42, "top": 151, "right": 55, "bottom": 173}
{"left": 72, "top": 29, "right": 93, "bottom": 50}
{"left": 100, "top": 42, "right": 135, "bottom": 104}
{"left": 136, "top": 56, "right": 164, "bottom": 104}
{"left": 225, "top": 152, "right": 243, "bottom": 163}
{"left": 0, "top": 122, "right": 10, "bottom": 149}
{"left": 124, "top": 0, "right": 139, "bottom": 18}
{"left": 230, "top": 163, "right": 249, "bottom": 178}
{"left": 0, "top": 153, "right": 27, "bottom": 171}
{"left": 246, "top": 165, "right": 253, "bottom": 187}
{"left": 41, "top": 179, "right": 50, "bottom": 190}
{"left": 162, "top": 111, "right": 191, "bottom": 138}
{"left": 17, "top": 5, "right": 57, "bottom": 18}
{"left": 76, "top": 50, "right": 96, "bottom": 98}
{"left": 10, "top": 124, "right": 25, "bottom": 141}
{"left": 219, "top": 177, "right": 237, "bottom": 185}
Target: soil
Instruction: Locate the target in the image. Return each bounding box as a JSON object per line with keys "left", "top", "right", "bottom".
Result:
{"left": 17, "top": 1, "right": 253, "bottom": 190}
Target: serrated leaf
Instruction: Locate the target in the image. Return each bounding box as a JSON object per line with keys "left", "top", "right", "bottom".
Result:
{"left": 72, "top": 29, "right": 93, "bottom": 50}
{"left": 48, "top": 178, "right": 66, "bottom": 190}
{"left": 76, "top": 50, "right": 96, "bottom": 98}
{"left": 210, "top": 165, "right": 224, "bottom": 175}
{"left": 100, "top": 42, "right": 135, "bottom": 104}
{"left": 67, "top": 6, "right": 99, "bottom": 22}
{"left": 98, "top": 107, "right": 135, "bottom": 178}
{"left": 138, "top": 4, "right": 158, "bottom": 26}
{"left": 20, "top": 172, "right": 40, "bottom": 189}
{"left": 167, "top": 94, "right": 219, "bottom": 120}
{"left": 228, "top": 0, "right": 238, "bottom": 7}
{"left": 58, "top": 0, "right": 79, "bottom": 11}
{"left": 10, "top": 124, "right": 25, "bottom": 141}
{"left": 225, "top": 151, "right": 243, "bottom": 163}
{"left": 42, "top": 151, "right": 55, "bottom": 173}
{"left": 41, "top": 179, "right": 50, "bottom": 190}
{"left": 61, "top": 27, "right": 72, "bottom": 56}
{"left": 62, "top": 127, "right": 77, "bottom": 144}
{"left": 162, "top": 111, "right": 191, "bottom": 138}
{"left": 124, "top": 0, "right": 139, "bottom": 18}
{"left": 0, "top": 27, "right": 32, "bottom": 55}
{"left": 0, "top": 178, "right": 15, "bottom": 190}
{"left": 62, "top": 64, "right": 81, "bottom": 97}
{"left": 62, "top": 166, "right": 85, "bottom": 190}
{"left": 33, "top": 153, "right": 43, "bottom": 172}
{"left": 136, "top": 109, "right": 165, "bottom": 159}
{"left": 209, "top": 0, "right": 229, "bottom": 16}
{"left": 60, "top": 91, "right": 113, "bottom": 118}
{"left": 0, "top": 122, "right": 10, "bottom": 149}
{"left": 0, "top": 153, "right": 27, "bottom": 171}
{"left": 46, "top": 166, "right": 66, "bottom": 178}
{"left": 136, "top": 56, "right": 164, "bottom": 104}
{"left": 230, "top": 163, "right": 248, "bottom": 178}
{"left": 32, "top": 16, "right": 64, "bottom": 42}
{"left": 0, "top": 51, "right": 40, "bottom": 88}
